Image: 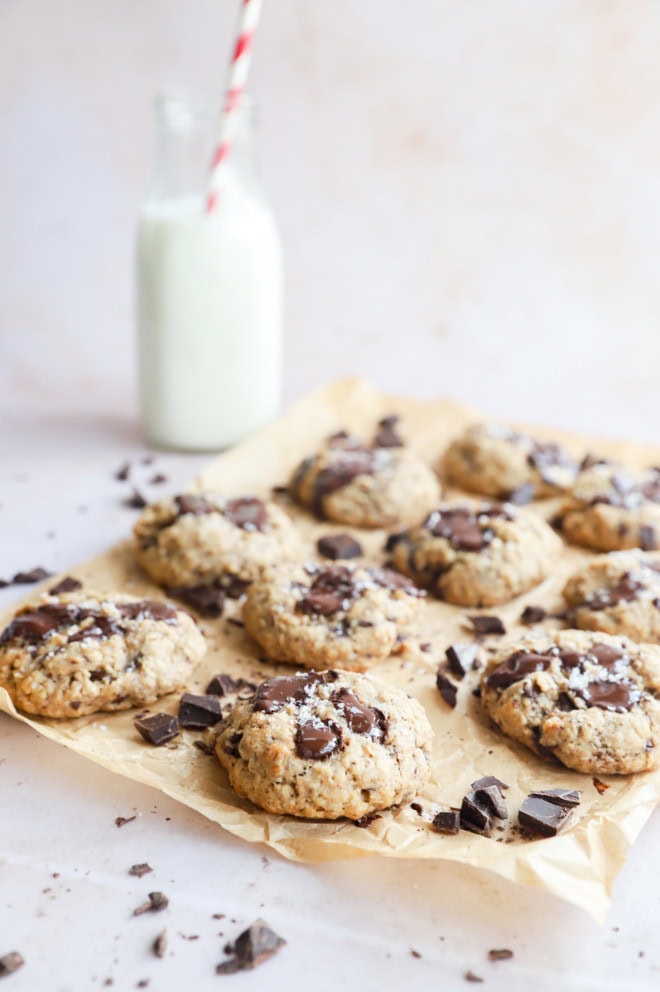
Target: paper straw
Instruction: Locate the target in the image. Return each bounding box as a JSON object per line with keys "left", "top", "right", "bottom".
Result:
{"left": 206, "top": 0, "right": 263, "bottom": 212}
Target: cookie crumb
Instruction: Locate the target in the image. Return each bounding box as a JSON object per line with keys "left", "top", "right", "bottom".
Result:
{"left": 0, "top": 952, "right": 24, "bottom": 976}
{"left": 134, "top": 892, "right": 169, "bottom": 916}
{"left": 152, "top": 930, "right": 167, "bottom": 958}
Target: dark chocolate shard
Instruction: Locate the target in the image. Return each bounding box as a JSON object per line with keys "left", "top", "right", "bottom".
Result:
{"left": 129, "top": 863, "right": 153, "bottom": 878}
{"left": 527, "top": 788, "right": 581, "bottom": 808}
{"left": 520, "top": 605, "right": 546, "bottom": 625}
{"left": 194, "top": 739, "right": 214, "bottom": 755}
{"left": 518, "top": 795, "right": 573, "bottom": 837}
{"left": 49, "top": 575, "right": 83, "bottom": 595}
{"left": 445, "top": 643, "right": 478, "bottom": 679}
{"left": 317, "top": 533, "right": 363, "bottom": 560}
{"left": 473, "top": 784, "right": 508, "bottom": 820}
{"left": 13, "top": 567, "right": 52, "bottom": 584}
{"left": 460, "top": 792, "right": 493, "bottom": 836}
{"left": 431, "top": 810, "right": 460, "bottom": 834}
{"left": 123, "top": 489, "right": 148, "bottom": 509}
{"left": 134, "top": 713, "right": 180, "bottom": 746}
{"left": 488, "top": 948, "right": 514, "bottom": 961}
{"left": 216, "top": 919, "right": 286, "bottom": 974}
{"left": 471, "top": 775, "right": 509, "bottom": 792}
{"left": 169, "top": 583, "right": 225, "bottom": 618}
{"left": 467, "top": 615, "right": 506, "bottom": 637}
{"left": 152, "top": 930, "right": 167, "bottom": 959}
{"left": 206, "top": 674, "right": 256, "bottom": 697}
{"left": 178, "top": 693, "right": 223, "bottom": 729}
{"left": 0, "top": 952, "right": 24, "bottom": 977}
{"left": 133, "top": 892, "right": 169, "bottom": 916}
{"left": 436, "top": 670, "right": 458, "bottom": 708}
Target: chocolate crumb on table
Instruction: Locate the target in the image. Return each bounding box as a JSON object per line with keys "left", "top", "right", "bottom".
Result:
{"left": 152, "top": 930, "right": 167, "bottom": 958}
{"left": 135, "top": 713, "right": 180, "bottom": 746}
{"left": 216, "top": 919, "right": 286, "bottom": 975}
{"left": 488, "top": 948, "right": 514, "bottom": 961}
{"left": 115, "top": 461, "right": 131, "bottom": 482}
{"left": 133, "top": 892, "right": 169, "bottom": 916}
{"left": 129, "top": 863, "right": 153, "bottom": 878}
{"left": 353, "top": 812, "right": 382, "bottom": 828}
{"left": 0, "top": 952, "right": 24, "bottom": 977}
{"left": 149, "top": 473, "right": 168, "bottom": 485}
{"left": 464, "top": 970, "right": 484, "bottom": 983}
{"left": 206, "top": 674, "right": 256, "bottom": 696}
{"left": 316, "top": 533, "right": 364, "bottom": 560}
{"left": 123, "top": 488, "right": 148, "bottom": 509}
{"left": 593, "top": 777, "right": 610, "bottom": 795}
{"left": 115, "top": 815, "right": 137, "bottom": 828}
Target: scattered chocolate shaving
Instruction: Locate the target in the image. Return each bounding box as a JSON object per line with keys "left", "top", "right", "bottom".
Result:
{"left": 528, "top": 788, "right": 581, "bottom": 808}
{"left": 508, "top": 482, "right": 535, "bottom": 505}
{"left": 518, "top": 795, "right": 573, "bottom": 837}
{"left": 169, "top": 583, "right": 225, "bottom": 618}
{"left": 0, "top": 952, "right": 24, "bottom": 977}
{"left": 216, "top": 919, "right": 286, "bottom": 974}
{"left": 436, "top": 670, "right": 458, "bottom": 708}
{"left": 353, "top": 812, "right": 382, "bottom": 828}
{"left": 206, "top": 674, "right": 256, "bottom": 696}
{"left": 123, "top": 489, "right": 148, "bottom": 509}
{"left": 467, "top": 615, "right": 506, "bottom": 636}
{"left": 593, "top": 777, "right": 610, "bottom": 795}
{"left": 0, "top": 579, "right": 8, "bottom": 589}
{"left": 464, "top": 970, "right": 484, "bottom": 983}
{"left": 13, "top": 567, "right": 52, "bottom": 584}
{"left": 152, "top": 930, "right": 167, "bottom": 958}
{"left": 134, "top": 713, "right": 179, "bottom": 746}
{"left": 520, "top": 605, "right": 546, "bottom": 625}
{"left": 178, "top": 693, "right": 223, "bottom": 729}
{"left": 129, "top": 864, "right": 153, "bottom": 878}
{"left": 133, "top": 892, "right": 169, "bottom": 916}
{"left": 49, "top": 575, "right": 83, "bottom": 595}
{"left": 115, "top": 815, "right": 136, "bottom": 828}
{"left": 431, "top": 810, "right": 460, "bottom": 834}
{"left": 373, "top": 414, "right": 404, "bottom": 448}
{"left": 149, "top": 473, "right": 167, "bottom": 485}
{"left": 488, "top": 948, "right": 514, "bottom": 961}
{"left": 317, "top": 533, "right": 363, "bottom": 560}
{"left": 445, "top": 643, "right": 478, "bottom": 679}
{"left": 115, "top": 461, "right": 131, "bottom": 481}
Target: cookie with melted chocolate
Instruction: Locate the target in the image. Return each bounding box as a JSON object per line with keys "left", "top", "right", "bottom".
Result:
{"left": 563, "top": 550, "right": 660, "bottom": 643}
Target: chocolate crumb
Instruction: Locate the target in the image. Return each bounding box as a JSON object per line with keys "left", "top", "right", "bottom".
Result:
{"left": 593, "top": 777, "right": 610, "bottom": 795}
{"left": 353, "top": 812, "right": 382, "bottom": 828}
{"left": 0, "top": 952, "right": 24, "bottom": 977}
{"left": 123, "top": 489, "right": 148, "bottom": 509}
{"left": 134, "top": 713, "right": 179, "bottom": 746}
{"left": 115, "top": 815, "right": 137, "bottom": 828}
{"left": 445, "top": 643, "right": 478, "bottom": 679}
{"left": 136, "top": 981, "right": 149, "bottom": 989}
{"left": 436, "top": 670, "right": 458, "bottom": 708}
{"left": 13, "top": 567, "right": 52, "bottom": 584}
{"left": 420, "top": 642, "right": 432, "bottom": 652}
{"left": 216, "top": 919, "right": 286, "bottom": 974}
{"left": 152, "top": 930, "right": 167, "bottom": 958}
{"left": 149, "top": 473, "right": 168, "bottom": 485}
{"left": 410, "top": 949, "right": 422, "bottom": 959}
{"left": 178, "top": 693, "right": 223, "bottom": 729}
{"left": 467, "top": 615, "right": 506, "bottom": 637}
{"left": 115, "top": 461, "right": 131, "bottom": 482}
{"left": 129, "top": 863, "right": 153, "bottom": 878}
{"left": 317, "top": 533, "right": 363, "bottom": 560}
{"left": 520, "top": 605, "right": 546, "bottom": 625}
{"left": 464, "top": 971, "right": 484, "bottom": 983}
{"left": 431, "top": 810, "right": 460, "bottom": 834}
{"left": 49, "top": 575, "right": 83, "bottom": 595}
{"left": 133, "top": 892, "right": 169, "bottom": 916}
{"left": 488, "top": 948, "right": 514, "bottom": 961}
{"left": 460, "top": 792, "right": 493, "bottom": 836}
{"left": 194, "top": 739, "right": 214, "bottom": 755}
{"left": 410, "top": 802, "right": 424, "bottom": 816}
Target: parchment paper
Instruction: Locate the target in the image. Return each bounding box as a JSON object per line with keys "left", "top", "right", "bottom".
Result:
{"left": 2, "top": 377, "right": 659, "bottom": 923}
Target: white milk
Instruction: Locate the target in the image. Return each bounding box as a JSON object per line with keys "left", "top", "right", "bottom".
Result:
{"left": 137, "top": 97, "right": 283, "bottom": 451}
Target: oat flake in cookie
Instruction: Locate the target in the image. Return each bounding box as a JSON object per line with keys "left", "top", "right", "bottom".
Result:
{"left": 214, "top": 670, "right": 433, "bottom": 819}
{"left": 387, "top": 501, "right": 561, "bottom": 607}
{"left": 133, "top": 491, "right": 301, "bottom": 591}
{"left": 444, "top": 423, "right": 578, "bottom": 501}
{"left": 0, "top": 592, "right": 206, "bottom": 718}
{"left": 243, "top": 563, "right": 425, "bottom": 673}
{"left": 288, "top": 428, "right": 441, "bottom": 528}
{"left": 480, "top": 629, "right": 660, "bottom": 775}
{"left": 562, "top": 550, "right": 660, "bottom": 644}
{"left": 557, "top": 464, "right": 660, "bottom": 552}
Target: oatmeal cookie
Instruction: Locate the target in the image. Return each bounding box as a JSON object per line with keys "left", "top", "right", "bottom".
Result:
{"left": 563, "top": 550, "right": 660, "bottom": 643}
{"left": 214, "top": 669, "right": 433, "bottom": 819}
{"left": 0, "top": 592, "right": 205, "bottom": 718}
{"left": 481, "top": 629, "right": 660, "bottom": 774}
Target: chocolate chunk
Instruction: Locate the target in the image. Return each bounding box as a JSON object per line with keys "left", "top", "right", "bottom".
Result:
{"left": 129, "top": 864, "right": 153, "bottom": 877}
{"left": 520, "top": 605, "right": 546, "bottom": 625}
{"left": 641, "top": 525, "right": 657, "bottom": 551}
{"left": 473, "top": 784, "right": 507, "bottom": 820}
{"left": 574, "top": 678, "right": 641, "bottom": 713}
{"left": 587, "top": 643, "right": 627, "bottom": 669}
{"left": 508, "top": 482, "right": 535, "bottom": 505}
{"left": 593, "top": 777, "right": 610, "bottom": 794}
{"left": 471, "top": 775, "right": 509, "bottom": 791}
{"left": 0, "top": 952, "right": 24, "bottom": 977}
{"left": 178, "top": 693, "right": 223, "bottom": 729}
{"left": 169, "top": 583, "right": 225, "bottom": 618}
{"left": 527, "top": 788, "right": 581, "bottom": 808}
{"left": 253, "top": 672, "right": 326, "bottom": 714}
{"left": 174, "top": 493, "right": 213, "bottom": 516}
{"left": 224, "top": 497, "right": 268, "bottom": 532}
{"left": 445, "top": 643, "right": 478, "bottom": 679}
{"left": 486, "top": 650, "right": 551, "bottom": 690}
{"left": 152, "top": 930, "right": 167, "bottom": 958}
{"left": 206, "top": 674, "right": 256, "bottom": 696}
{"left": 311, "top": 449, "right": 380, "bottom": 515}
{"left": 134, "top": 713, "right": 180, "bottom": 746}
{"left": 436, "top": 671, "right": 458, "bottom": 708}
{"left": 216, "top": 919, "right": 286, "bottom": 974}
{"left": 373, "top": 414, "right": 404, "bottom": 448}
{"left": 297, "top": 566, "right": 357, "bottom": 616}
{"left": 1, "top": 603, "right": 77, "bottom": 645}
{"left": 49, "top": 575, "right": 83, "bottom": 595}
{"left": 123, "top": 489, "right": 148, "bottom": 509}
{"left": 317, "top": 533, "right": 363, "bottom": 560}
{"left": 431, "top": 810, "right": 460, "bottom": 834}
{"left": 133, "top": 892, "right": 169, "bottom": 916}
{"left": 468, "top": 615, "right": 506, "bottom": 637}
{"left": 295, "top": 720, "right": 343, "bottom": 760}
{"left": 588, "top": 573, "right": 643, "bottom": 610}
{"left": 149, "top": 473, "right": 167, "bottom": 485}
{"left": 460, "top": 792, "right": 493, "bottom": 836}
{"left": 194, "top": 739, "right": 214, "bottom": 755}
{"left": 488, "top": 948, "right": 514, "bottom": 961}
{"left": 353, "top": 812, "right": 382, "bottom": 828}
{"left": 424, "top": 507, "right": 494, "bottom": 552}
{"left": 333, "top": 688, "right": 385, "bottom": 739}
{"left": 115, "top": 815, "right": 136, "bottom": 828}
{"left": 13, "top": 566, "right": 52, "bottom": 584}
{"left": 518, "top": 795, "right": 573, "bottom": 837}
{"left": 115, "top": 461, "right": 131, "bottom": 481}
{"left": 464, "top": 971, "right": 484, "bottom": 983}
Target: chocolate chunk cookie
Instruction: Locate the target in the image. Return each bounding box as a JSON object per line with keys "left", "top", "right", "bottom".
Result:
{"left": 481, "top": 630, "right": 660, "bottom": 774}
{"left": 214, "top": 669, "right": 433, "bottom": 819}
{"left": 243, "top": 563, "right": 425, "bottom": 672}
{"left": 563, "top": 550, "right": 660, "bottom": 643}
{"left": 289, "top": 429, "right": 441, "bottom": 528}
{"left": 387, "top": 501, "right": 561, "bottom": 607}
{"left": 444, "top": 423, "right": 578, "bottom": 501}
{"left": 556, "top": 464, "right": 660, "bottom": 552}
{"left": 0, "top": 592, "right": 206, "bottom": 718}
{"left": 133, "top": 492, "right": 301, "bottom": 591}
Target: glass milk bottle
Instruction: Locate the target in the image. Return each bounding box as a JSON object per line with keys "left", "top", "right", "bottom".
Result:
{"left": 137, "top": 94, "right": 283, "bottom": 450}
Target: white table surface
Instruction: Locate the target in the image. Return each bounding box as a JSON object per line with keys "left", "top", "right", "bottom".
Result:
{"left": 2, "top": 394, "right": 660, "bottom": 992}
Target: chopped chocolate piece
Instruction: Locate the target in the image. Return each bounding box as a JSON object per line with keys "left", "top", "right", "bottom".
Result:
{"left": 317, "top": 533, "right": 363, "bottom": 560}
{"left": 178, "top": 693, "right": 223, "bottom": 729}
{"left": 135, "top": 713, "right": 180, "bottom": 746}
{"left": 0, "top": 953, "right": 24, "bottom": 977}
{"left": 460, "top": 792, "right": 493, "bottom": 836}
{"left": 12, "top": 566, "right": 52, "bottom": 584}
{"left": 115, "top": 815, "right": 136, "bottom": 828}
{"left": 49, "top": 575, "right": 83, "bottom": 595}
{"left": 592, "top": 777, "right": 610, "bottom": 795}
{"left": 488, "top": 948, "right": 514, "bottom": 961}
{"left": 254, "top": 672, "right": 326, "bottom": 713}
{"left": 0, "top": 579, "right": 8, "bottom": 588}
{"left": 123, "top": 489, "right": 148, "bottom": 509}
{"left": 216, "top": 919, "right": 286, "bottom": 974}
{"left": 169, "top": 583, "right": 225, "bottom": 618}
{"left": 206, "top": 673, "right": 256, "bottom": 697}
{"left": 373, "top": 414, "right": 404, "bottom": 448}
{"left": 468, "top": 615, "right": 506, "bottom": 637}
{"left": 115, "top": 461, "right": 131, "bottom": 481}
{"left": 520, "top": 605, "right": 546, "bottom": 625}
{"left": 133, "top": 892, "right": 169, "bottom": 916}
{"left": 129, "top": 863, "right": 153, "bottom": 878}
{"left": 473, "top": 785, "right": 507, "bottom": 820}
{"left": 464, "top": 970, "right": 484, "bottom": 983}
{"left": 436, "top": 670, "right": 458, "bottom": 708}
{"left": 471, "top": 775, "right": 509, "bottom": 792}
{"left": 295, "top": 720, "right": 343, "bottom": 760}
{"left": 152, "top": 930, "right": 167, "bottom": 959}
{"left": 641, "top": 525, "right": 657, "bottom": 551}
{"left": 527, "top": 788, "right": 581, "bottom": 808}
{"left": 353, "top": 812, "right": 382, "bottom": 828}
{"left": 194, "top": 739, "right": 214, "bottom": 755}
{"left": 518, "top": 795, "right": 573, "bottom": 837}
{"left": 431, "top": 810, "right": 460, "bottom": 834}
{"left": 445, "top": 643, "right": 479, "bottom": 679}
{"left": 174, "top": 493, "right": 213, "bottom": 516}
{"left": 149, "top": 473, "right": 167, "bottom": 485}
{"left": 225, "top": 497, "right": 268, "bottom": 532}
{"left": 508, "top": 482, "right": 535, "bottom": 505}
{"left": 410, "top": 802, "right": 424, "bottom": 816}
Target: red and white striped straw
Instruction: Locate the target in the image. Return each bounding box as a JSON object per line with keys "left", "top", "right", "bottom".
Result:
{"left": 206, "top": 0, "right": 263, "bottom": 212}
